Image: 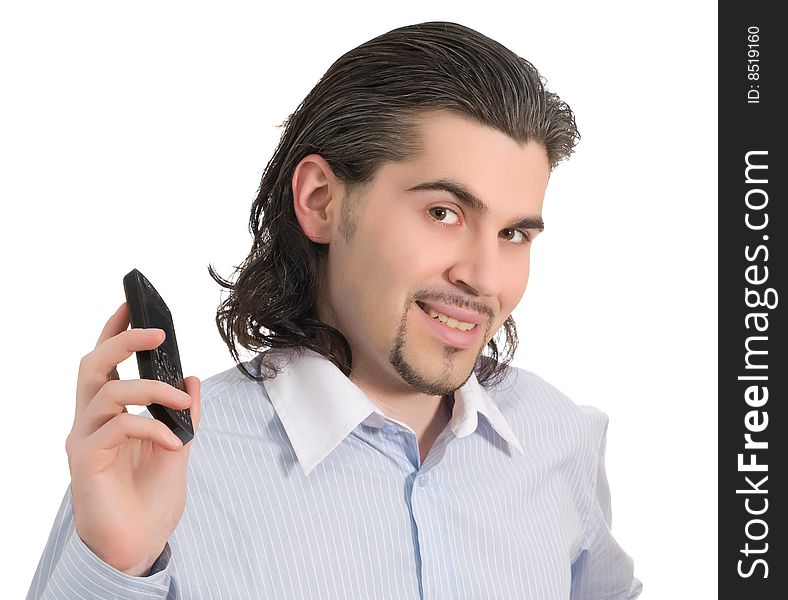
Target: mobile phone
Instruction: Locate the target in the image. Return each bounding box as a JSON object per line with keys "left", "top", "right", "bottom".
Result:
{"left": 122, "top": 268, "right": 194, "bottom": 444}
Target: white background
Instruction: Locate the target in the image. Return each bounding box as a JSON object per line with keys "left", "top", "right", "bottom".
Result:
{"left": 1, "top": 1, "right": 717, "bottom": 597}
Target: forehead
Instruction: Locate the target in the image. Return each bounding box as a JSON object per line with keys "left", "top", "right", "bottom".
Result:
{"left": 376, "top": 110, "right": 550, "bottom": 205}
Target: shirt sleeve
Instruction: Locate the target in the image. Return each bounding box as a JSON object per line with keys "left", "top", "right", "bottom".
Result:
{"left": 25, "top": 484, "right": 177, "bottom": 600}
{"left": 570, "top": 415, "right": 643, "bottom": 600}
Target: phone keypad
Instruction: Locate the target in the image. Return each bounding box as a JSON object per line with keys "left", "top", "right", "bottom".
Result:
{"left": 153, "top": 347, "right": 193, "bottom": 432}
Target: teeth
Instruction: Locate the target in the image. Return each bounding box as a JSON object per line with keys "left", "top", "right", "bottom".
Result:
{"left": 426, "top": 306, "right": 477, "bottom": 331}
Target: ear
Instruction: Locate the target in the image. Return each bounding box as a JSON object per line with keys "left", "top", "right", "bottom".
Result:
{"left": 291, "top": 153, "right": 344, "bottom": 244}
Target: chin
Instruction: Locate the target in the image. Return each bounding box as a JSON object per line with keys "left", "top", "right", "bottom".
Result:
{"left": 389, "top": 347, "right": 478, "bottom": 396}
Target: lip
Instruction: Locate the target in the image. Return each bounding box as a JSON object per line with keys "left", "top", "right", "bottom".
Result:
{"left": 416, "top": 300, "right": 486, "bottom": 325}
{"left": 414, "top": 302, "right": 484, "bottom": 349}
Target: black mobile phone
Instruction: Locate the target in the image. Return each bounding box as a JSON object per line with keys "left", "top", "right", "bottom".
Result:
{"left": 122, "top": 268, "right": 194, "bottom": 444}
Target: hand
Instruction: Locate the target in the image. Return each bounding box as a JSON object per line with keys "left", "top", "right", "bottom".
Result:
{"left": 65, "top": 302, "right": 201, "bottom": 576}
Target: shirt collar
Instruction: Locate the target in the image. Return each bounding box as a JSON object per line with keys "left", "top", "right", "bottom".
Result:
{"left": 258, "top": 347, "right": 525, "bottom": 477}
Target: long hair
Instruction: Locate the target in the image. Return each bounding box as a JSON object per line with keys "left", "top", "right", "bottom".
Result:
{"left": 208, "top": 21, "right": 580, "bottom": 387}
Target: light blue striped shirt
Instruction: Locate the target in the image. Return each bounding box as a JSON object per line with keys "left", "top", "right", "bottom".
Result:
{"left": 27, "top": 347, "right": 641, "bottom": 599}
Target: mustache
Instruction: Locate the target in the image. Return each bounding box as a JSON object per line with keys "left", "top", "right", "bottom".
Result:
{"left": 408, "top": 291, "right": 495, "bottom": 321}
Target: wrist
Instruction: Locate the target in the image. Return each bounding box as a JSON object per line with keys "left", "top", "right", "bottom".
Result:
{"left": 121, "top": 561, "right": 155, "bottom": 577}
{"left": 121, "top": 541, "right": 172, "bottom": 577}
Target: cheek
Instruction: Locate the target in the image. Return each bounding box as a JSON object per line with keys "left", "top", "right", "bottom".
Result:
{"left": 501, "top": 254, "right": 531, "bottom": 309}
{"left": 365, "top": 221, "right": 437, "bottom": 281}
{"left": 332, "top": 221, "right": 430, "bottom": 318}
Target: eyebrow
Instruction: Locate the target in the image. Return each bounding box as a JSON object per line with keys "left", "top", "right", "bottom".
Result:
{"left": 405, "top": 178, "right": 545, "bottom": 231}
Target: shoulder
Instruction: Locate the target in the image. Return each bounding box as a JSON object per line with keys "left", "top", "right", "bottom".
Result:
{"left": 484, "top": 364, "right": 609, "bottom": 454}
{"left": 194, "top": 355, "right": 274, "bottom": 436}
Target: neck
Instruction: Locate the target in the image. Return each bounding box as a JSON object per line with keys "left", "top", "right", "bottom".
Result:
{"left": 352, "top": 377, "right": 454, "bottom": 439}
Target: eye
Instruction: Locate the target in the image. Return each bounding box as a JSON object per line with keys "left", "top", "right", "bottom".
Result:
{"left": 501, "top": 228, "right": 531, "bottom": 245}
{"left": 427, "top": 206, "right": 460, "bottom": 225}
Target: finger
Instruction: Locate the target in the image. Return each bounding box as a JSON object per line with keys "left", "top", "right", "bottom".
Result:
{"left": 88, "top": 412, "right": 184, "bottom": 453}
{"left": 94, "top": 302, "right": 130, "bottom": 350}
{"left": 75, "top": 378, "right": 192, "bottom": 437}
{"left": 182, "top": 376, "right": 201, "bottom": 444}
{"left": 76, "top": 327, "right": 165, "bottom": 417}
{"left": 74, "top": 302, "right": 128, "bottom": 415}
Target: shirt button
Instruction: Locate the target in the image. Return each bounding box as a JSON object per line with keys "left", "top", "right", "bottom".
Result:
{"left": 382, "top": 424, "right": 397, "bottom": 434}
{"left": 418, "top": 475, "right": 429, "bottom": 487}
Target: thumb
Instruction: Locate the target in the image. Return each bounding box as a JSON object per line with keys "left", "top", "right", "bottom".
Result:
{"left": 183, "top": 376, "right": 201, "bottom": 441}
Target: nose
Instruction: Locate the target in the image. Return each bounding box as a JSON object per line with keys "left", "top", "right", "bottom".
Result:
{"left": 447, "top": 234, "right": 507, "bottom": 298}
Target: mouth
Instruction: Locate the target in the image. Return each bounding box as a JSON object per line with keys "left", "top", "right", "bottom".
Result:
{"left": 414, "top": 301, "right": 484, "bottom": 349}
{"left": 415, "top": 301, "right": 480, "bottom": 329}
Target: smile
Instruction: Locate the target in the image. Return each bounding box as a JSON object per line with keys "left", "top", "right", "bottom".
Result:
{"left": 417, "top": 302, "right": 477, "bottom": 331}
{"left": 415, "top": 302, "right": 484, "bottom": 349}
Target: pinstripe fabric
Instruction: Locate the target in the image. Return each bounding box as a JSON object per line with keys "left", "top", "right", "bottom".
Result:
{"left": 27, "top": 347, "right": 641, "bottom": 599}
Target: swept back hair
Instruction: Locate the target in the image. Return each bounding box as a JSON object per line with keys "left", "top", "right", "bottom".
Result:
{"left": 208, "top": 21, "right": 580, "bottom": 386}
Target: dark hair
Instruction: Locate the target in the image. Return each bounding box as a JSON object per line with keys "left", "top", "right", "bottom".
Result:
{"left": 208, "top": 21, "right": 580, "bottom": 387}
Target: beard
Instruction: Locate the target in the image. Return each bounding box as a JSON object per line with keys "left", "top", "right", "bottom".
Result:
{"left": 386, "top": 302, "right": 484, "bottom": 397}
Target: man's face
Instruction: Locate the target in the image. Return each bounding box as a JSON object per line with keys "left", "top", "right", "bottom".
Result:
{"left": 319, "top": 110, "right": 551, "bottom": 396}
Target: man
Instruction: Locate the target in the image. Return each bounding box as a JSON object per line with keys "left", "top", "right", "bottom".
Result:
{"left": 27, "top": 21, "right": 641, "bottom": 599}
